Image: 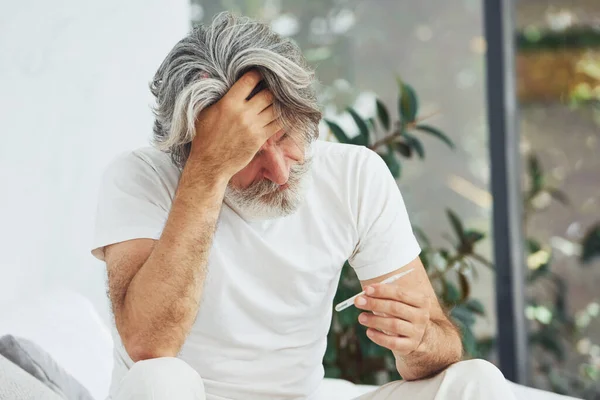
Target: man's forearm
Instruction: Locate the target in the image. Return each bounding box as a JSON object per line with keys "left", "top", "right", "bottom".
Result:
{"left": 394, "top": 316, "right": 463, "bottom": 381}
{"left": 120, "top": 160, "right": 229, "bottom": 360}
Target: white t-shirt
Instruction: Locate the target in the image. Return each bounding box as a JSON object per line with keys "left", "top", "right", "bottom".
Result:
{"left": 91, "top": 140, "right": 421, "bottom": 400}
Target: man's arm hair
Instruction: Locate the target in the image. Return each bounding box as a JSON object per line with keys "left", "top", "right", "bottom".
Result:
{"left": 396, "top": 310, "right": 463, "bottom": 380}
{"left": 105, "top": 163, "right": 228, "bottom": 362}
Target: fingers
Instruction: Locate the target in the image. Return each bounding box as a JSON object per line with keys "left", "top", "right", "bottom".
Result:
{"left": 359, "top": 313, "right": 416, "bottom": 337}
{"left": 263, "top": 119, "right": 283, "bottom": 139}
{"left": 355, "top": 296, "right": 427, "bottom": 324}
{"left": 257, "top": 104, "right": 276, "bottom": 126}
{"left": 217, "top": 69, "right": 281, "bottom": 145}
{"left": 365, "top": 284, "right": 431, "bottom": 309}
{"left": 259, "top": 106, "right": 283, "bottom": 139}
{"left": 225, "top": 70, "right": 263, "bottom": 103}
{"left": 365, "top": 328, "right": 415, "bottom": 354}
{"left": 248, "top": 87, "right": 274, "bottom": 114}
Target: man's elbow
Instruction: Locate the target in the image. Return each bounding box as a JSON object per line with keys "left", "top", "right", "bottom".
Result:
{"left": 122, "top": 334, "right": 179, "bottom": 363}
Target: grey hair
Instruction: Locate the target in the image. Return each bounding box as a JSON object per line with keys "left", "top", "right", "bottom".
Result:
{"left": 150, "top": 11, "right": 322, "bottom": 169}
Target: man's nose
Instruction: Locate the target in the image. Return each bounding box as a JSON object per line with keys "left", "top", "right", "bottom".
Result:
{"left": 261, "top": 146, "right": 289, "bottom": 186}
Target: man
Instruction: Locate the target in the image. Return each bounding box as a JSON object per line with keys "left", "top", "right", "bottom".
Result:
{"left": 92, "top": 12, "right": 516, "bottom": 400}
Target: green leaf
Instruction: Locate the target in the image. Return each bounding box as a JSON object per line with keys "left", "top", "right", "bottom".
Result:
{"left": 357, "top": 323, "right": 387, "bottom": 358}
{"left": 346, "top": 107, "right": 370, "bottom": 146}
{"left": 375, "top": 98, "right": 391, "bottom": 131}
{"left": 463, "top": 230, "right": 485, "bottom": 244}
{"left": 476, "top": 337, "right": 495, "bottom": 358}
{"left": 420, "top": 251, "right": 432, "bottom": 272}
{"left": 415, "top": 124, "right": 455, "bottom": 149}
{"left": 378, "top": 149, "right": 401, "bottom": 178}
{"left": 324, "top": 119, "right": 351, "bottom": 144}
{"left": 525, "top": 239, "right": 551, "bottom": 280}
{"left": 528, "top": 155, "right": 544, "bottom": 196}
{"left": 552, "top": 276, "right": 571, "bottom": 325}
{"left": 546, "top": 188, "right": 569, "bottom": 206}
{"left": 459, "top": 322, "right": 478, "bottom": 357}
{"left": 412, "top": 226, "right": 431, "bottom": 248}
{"left": 451, "top": 304, "right": 477, "bottom": 327}
{"left": 583, "top": 364, "right": 600, "bottom": 381}
{"left": 324, "top": 365, "right": 342, "bottom": 378}
{"left": 334, "top": 266, "right": 358, "bottom": 304}
{"left": 398, "top": 81, "right": 419, "bottom": 123}
{"left": 529, "top": 329, "right": 565, "bottom": 362}
{"left": 465, "top": 298, "right": 485, "bottom": 315}
{"left": 443, "top": 280, "right": 461, "bottom": 305}
{"left": 339, "top": 307, "right": 360, "bottom": 328}
{"left": 323, "top": 342, "right": 337, "bottom": 364}
{"left": 334, "top": 285, "right": 354, "bottom": 302}
{"left": 402, "top": 132, "right": 425, "bottom": 159}
{"left": 526, "top": 238, "right": 542, "bottom": 253}
{"left": 366, "top": 117, "right": 376, "bottom": 133}
{"left": 453, "top": 316, "right": 478, "bottom": 357}
{"left": 548, "top": 370, "right": 571, "bottom": 395}
{"left": 458, "top": 270, "right": 471, "bottom": 301}
{"left": 363, "top": 339, "right": 386, "bottom": 359}
{"left": 446, "top": 209, "right": 465, "bottom": 241}
{"left": 581, "top": 223, "right": 600, "bottom": 264}
{"left": 393, "top": 142, "right": 412, "bottom": 158}
{"left": 341, "top": 260, "right": 354, "bottom": 278}
{"left": 439, "top": 249, "right": 451, "bottom": 260}
{"left": 527, "top": 262, "right": 550, "bottom": 282}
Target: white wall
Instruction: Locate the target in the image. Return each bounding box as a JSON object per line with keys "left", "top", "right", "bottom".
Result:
{"left": 0, "top": 0, "right": 190, "bottom": 325}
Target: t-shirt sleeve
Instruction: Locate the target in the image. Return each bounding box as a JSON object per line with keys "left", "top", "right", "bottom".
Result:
{"left": 347, "top": 148, "right": 421, "bottom": 281}
{"left": 91, "top": 152, "right": 171, "bottom": 261}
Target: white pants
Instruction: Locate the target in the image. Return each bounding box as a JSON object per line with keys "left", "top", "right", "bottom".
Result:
{"left": 355, "top": 359, "right": 517, "bottom": 399}
{"left": 112, "top": 357, "right": 517, "bottom": 400}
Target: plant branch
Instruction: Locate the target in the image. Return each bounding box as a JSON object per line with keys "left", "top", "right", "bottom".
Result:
{"left": 368, "top": 111, "right": 440, "bottom": 151}
{"left": 469, "top": 253, "right": 495, "bottom": 269}
{"left": 427, "top": 254, "right": 462, "bottom": 281}
{"left": 368, "top": 130, "right": 401, "bottom": 150}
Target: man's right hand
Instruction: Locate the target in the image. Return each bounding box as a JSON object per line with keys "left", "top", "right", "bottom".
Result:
{"left": 189, "top": 70, "right": 281, "bottom": 179}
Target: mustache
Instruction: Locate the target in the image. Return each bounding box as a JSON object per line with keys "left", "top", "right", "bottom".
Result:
{"left": 241, "top": 157, "right": 312, "bottom": 198}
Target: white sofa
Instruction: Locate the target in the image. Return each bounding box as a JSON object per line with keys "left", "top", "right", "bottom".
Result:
{"left": 0, "top": 289, "right": 580, "bottom": 400}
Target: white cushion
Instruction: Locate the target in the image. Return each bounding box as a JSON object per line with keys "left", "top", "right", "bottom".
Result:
{"left": 0, "top": 354, "right": 64, "bottom": 400}
{"left": 0, "top": 289, "right": 114, "bottom": 400}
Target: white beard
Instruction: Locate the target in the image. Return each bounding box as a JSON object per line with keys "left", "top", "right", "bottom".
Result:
{"left": 224, "top": 157, "right": 312, "bottom": 221}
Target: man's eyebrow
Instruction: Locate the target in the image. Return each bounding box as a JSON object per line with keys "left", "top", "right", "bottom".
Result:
{"left": 252, "top": 132, "right": 288, "bottom": 160}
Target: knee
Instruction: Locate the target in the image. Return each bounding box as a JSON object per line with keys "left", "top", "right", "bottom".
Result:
{"left": 116, "top": 357, "right": 205, "bottom": 400}
{"left": 446, "top": 359, "right": 507, "bottom": 386}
